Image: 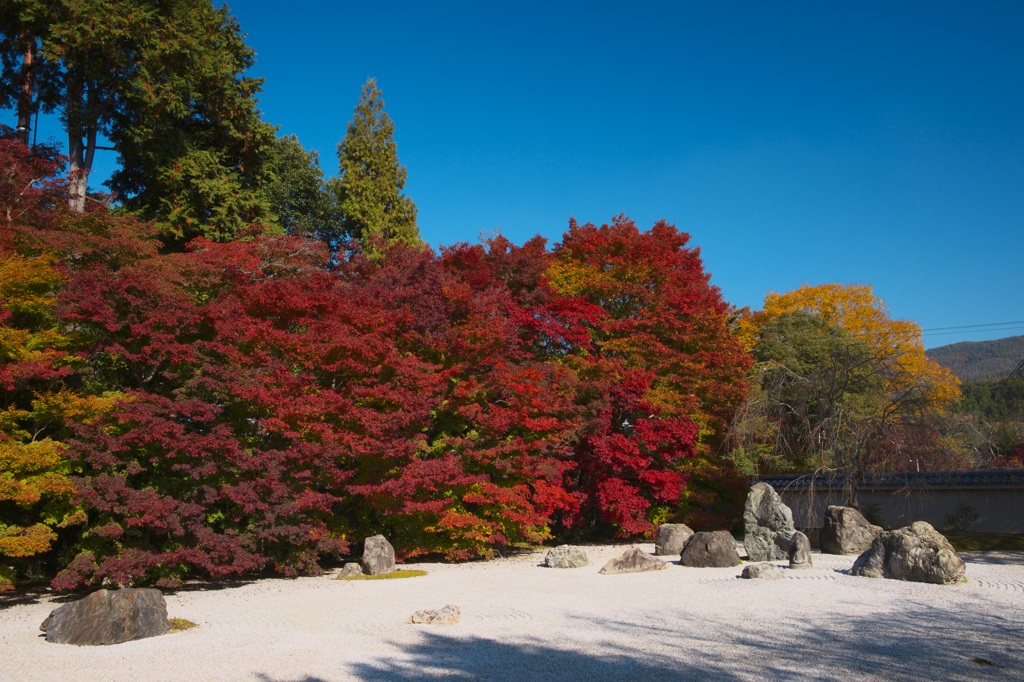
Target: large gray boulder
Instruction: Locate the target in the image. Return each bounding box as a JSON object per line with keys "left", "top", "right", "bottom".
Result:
{"left": 544, "top": 545, "right": 589, "bottom": 568}
{"left": 361, "top": 534, "right": 396, "bottom": 575}
{"left": 679, "top": 531, "right": 742, "bottom": 568}
{"left": 40, "top": 588, "right": 169, "bottom": 645}
{"left": 654, "top": 523, "right": 694, "bottom": 556}
{"left": 788, "top": 530, "right": 813, "bottom": 570}
{"left": 820, "top": 505, "right": 883, "bottom": 555}
{"left": 743, "top": 483, "right": 795, "bottom": 561}
{"left": 851, "top": 521, "right": 966, "bottom": 585}
{"left": 741, "top": 562, "right": 785, "bottom": 580}
{"left": 599, "top": 548, "right": 667, "bottom": 575}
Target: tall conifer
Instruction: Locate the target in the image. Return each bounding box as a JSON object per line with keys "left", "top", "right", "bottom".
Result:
{"left": 334, "top": 78, "right": 419, "bottom": 258}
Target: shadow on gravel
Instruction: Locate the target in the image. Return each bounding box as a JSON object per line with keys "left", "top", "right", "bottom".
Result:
{"left": 960, "top": 551, "right": 1024, "bottom": 566}
{"left": 0, "top": 587, "right": 77, "bottom": 609}
{"left": 0, "top": 575, "right": 258, "bottom": 610}
{"left": 337, "top": 601, "right": 1021, "bottom": 681}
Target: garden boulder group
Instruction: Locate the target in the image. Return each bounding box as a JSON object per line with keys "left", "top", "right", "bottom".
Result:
{"left": 39, "top": 484, "right": 968, "bottom": 647}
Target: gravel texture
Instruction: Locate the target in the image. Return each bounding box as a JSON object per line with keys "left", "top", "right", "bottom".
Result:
{"left": 1, "top": 544, "right": 1022, "bottom": 681}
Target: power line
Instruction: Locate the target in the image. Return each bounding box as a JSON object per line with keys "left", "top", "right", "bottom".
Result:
{"left": 923, "top": 325, "right": 1024, "bottom": 337}
{"left": 921, "top": 320, "right": 1024, "bottom": 333}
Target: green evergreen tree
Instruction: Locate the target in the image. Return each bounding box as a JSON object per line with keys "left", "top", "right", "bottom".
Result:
{"left": 266, "top": 133, "right": 343, "bottom": 246}
{"left": 0, "top": 1, "right": 275, "bottom": 241}
{"left": 334, "top": 78, "right": 419, "bottom": 258}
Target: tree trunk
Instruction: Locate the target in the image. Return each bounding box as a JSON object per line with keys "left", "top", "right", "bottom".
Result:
{"left": 15, "top": 35, "right": 35, "bottom": 146}
{"left": 65, "top": 68, "right": 91, "bottom": 213}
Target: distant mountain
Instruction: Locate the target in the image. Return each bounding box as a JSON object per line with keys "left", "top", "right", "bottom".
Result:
{"left": 927, "top": 336, "right": 1024, "bottom": 382}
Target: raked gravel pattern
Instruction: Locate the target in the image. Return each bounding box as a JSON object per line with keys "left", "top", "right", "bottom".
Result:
{"left": 1, "top": 544, "right": 1022, "bottom": 681}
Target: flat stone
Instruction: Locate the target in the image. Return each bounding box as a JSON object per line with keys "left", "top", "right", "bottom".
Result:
{"left": 599, "top": 548, "right": 667, "bottom": 575}
{"left": 544, "top": 545, "right": 589, "bottom": 568}
{"left": 409, "top": 604, "right": 460, "bottom": 624}
{"left": 40, "top": 588, "right": 169, "bottom": 646}
{"left": 741, "top": 562, "right": 785, "bottom": 580}
{"left": 654, "top": 523, "right": 695, "bottom": 556}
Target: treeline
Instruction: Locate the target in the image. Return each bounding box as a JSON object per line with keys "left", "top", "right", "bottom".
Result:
{"left": 927, "top": 336, "right": 1024, "bottom": 382}
{"left": 954, "top": 368, "right": 1024, "bottom": 466}
{"left": 0, "top": 135, "right": 750, "bottom": 590}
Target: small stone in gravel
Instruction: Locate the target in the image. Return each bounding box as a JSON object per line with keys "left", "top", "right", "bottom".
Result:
{"left": 741, "top": 563, "right": 785, "bottom": 580}
{"left": 544, "top": 545, "right": 590, "bottom": 568}
{"left": 599, "top": 548, "right": 667, "bottom": 574}
{"left": 338, "top": 563, "right": 364, "bottom": 577}
{"left": 408, "top": 604, "right": 460, "bottom": 624}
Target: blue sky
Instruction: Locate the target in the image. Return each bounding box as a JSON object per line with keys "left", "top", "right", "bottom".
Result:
{"left": 32, "top": 1, "right": 1024, "bottom": 347}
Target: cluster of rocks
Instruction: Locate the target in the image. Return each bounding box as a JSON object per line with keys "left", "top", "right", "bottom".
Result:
{"left": 38, "top": 498, "right": 970, "bottom": 647}
{"left": 743, "top": 487, "right": 966, "bottom": 585}
{"left": 741, "top": 482, "right": 812, "bottom": 570}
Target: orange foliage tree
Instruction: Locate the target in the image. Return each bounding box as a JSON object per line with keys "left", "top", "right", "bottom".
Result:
{"left": 734, "top": 283, "right": 960, "bottom": 476}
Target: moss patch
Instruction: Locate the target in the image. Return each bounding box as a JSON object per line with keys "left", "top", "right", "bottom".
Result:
{"left": 169, "top": 617, "right": 198, "bottom": 632}
{"left": 943, "top": 531, "right": 1024, "bottom": 552}
{"left": 335, "top": 569, "right": 428, "bottom": 581}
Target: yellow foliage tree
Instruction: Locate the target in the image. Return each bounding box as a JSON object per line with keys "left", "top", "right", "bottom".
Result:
{"left": 0, "top": 252, "right": 115, "bottom": 589}
{"left": 731, "top": 283, "right": 962, "bottom": 478}
{"left": 758, "top": 283, "right": 960, "bottom": 410}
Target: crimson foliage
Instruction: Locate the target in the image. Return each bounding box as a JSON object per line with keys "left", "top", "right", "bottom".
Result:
{"left": 2, "top": 139, "right": 752, "bottom": 587}
{"left": 549, "top": 217, "right": 752, "bottom": 535}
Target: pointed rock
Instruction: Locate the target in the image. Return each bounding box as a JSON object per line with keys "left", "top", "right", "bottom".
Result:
{"left": 743, "top": 483, "right": 795, "bottom": 561}
{"left": 361, "top": 535, "right": 396, "bottom": 575}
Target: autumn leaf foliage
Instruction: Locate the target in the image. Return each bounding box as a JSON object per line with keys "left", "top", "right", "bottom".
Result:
{"left": 548, "top": 217, "right": 751, "bottom": 535}
{"left": 2, "top": 138, "right": 753, "bottom": 588}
